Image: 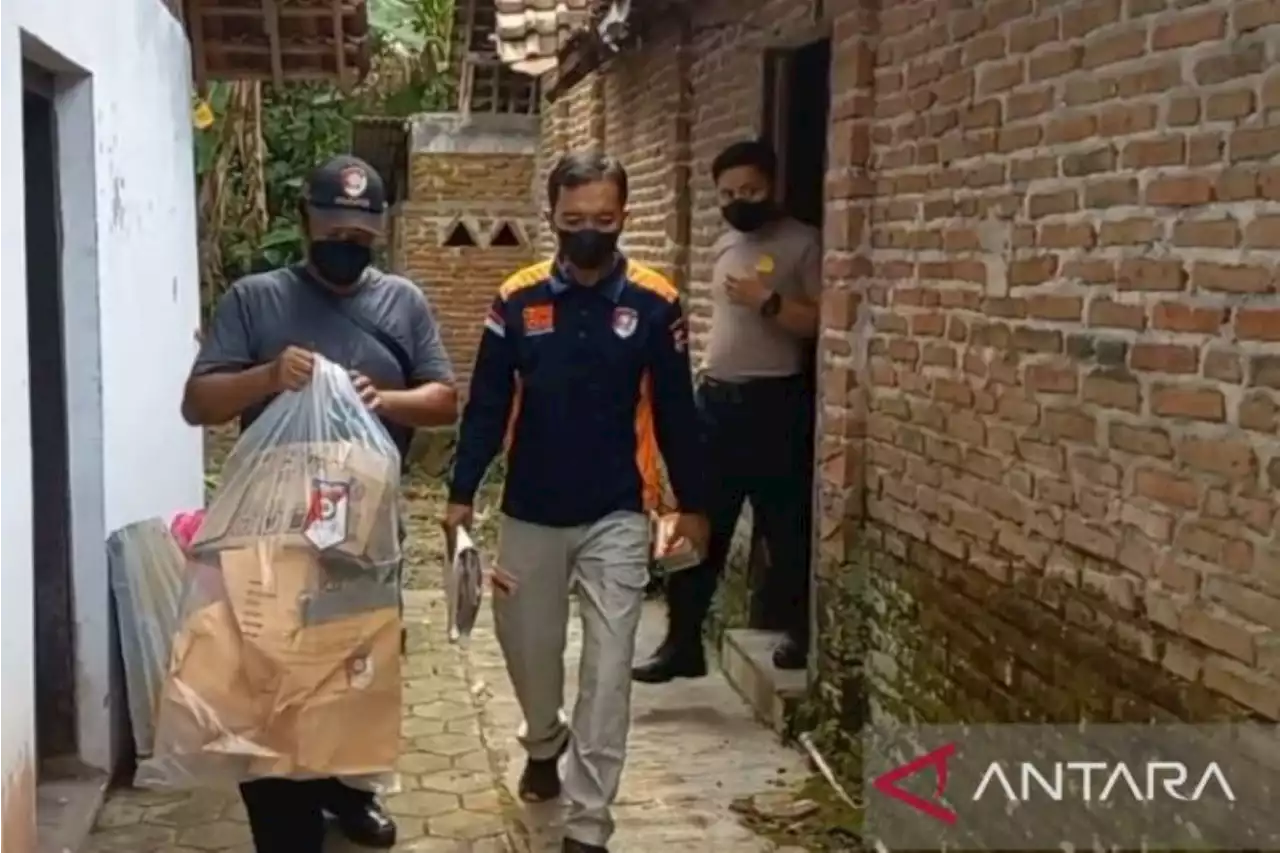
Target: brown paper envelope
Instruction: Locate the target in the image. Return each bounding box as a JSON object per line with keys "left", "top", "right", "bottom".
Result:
{"left": 653, "top": 513, "right": 702, "bottom": 573}
{"left": 159, "top": 601, "right": 268, "bottom": 757}
{"left": 250, "top": 608, "right": 401, "bottom": 777}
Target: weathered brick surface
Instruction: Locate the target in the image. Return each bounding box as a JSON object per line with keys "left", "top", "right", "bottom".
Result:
{"left": 396, "top": 152, "right": 538, "bottom": 387}
{"left": 856, "top": 0, "right": 1280, "bottom": 723}
{"left": 534, "top": 0, "right": 1280, "bottom": 727}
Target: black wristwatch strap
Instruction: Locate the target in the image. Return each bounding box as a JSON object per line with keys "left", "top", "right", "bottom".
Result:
{"left": 760, "top": 291, "right": 783, "bottom": 318}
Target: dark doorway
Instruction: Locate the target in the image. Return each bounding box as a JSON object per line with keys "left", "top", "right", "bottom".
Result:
{"left": 764, "top": 37, "right": 831, "bottom": 229}
{"left": 749, "top": 37, "right": 830, "bottom": 632}
{"left": 24, "top": 63, "right": 78, "bottom": 767}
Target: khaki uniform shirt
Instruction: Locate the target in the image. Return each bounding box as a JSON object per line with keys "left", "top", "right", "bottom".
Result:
{"left": 704, "top": 216, "right": 822, "bottom": 382}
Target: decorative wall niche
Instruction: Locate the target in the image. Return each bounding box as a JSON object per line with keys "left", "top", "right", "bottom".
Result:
{"left": 489, "top": 220, "right": 526, "bottom": 248}
{"left": 441, "top": 216, "right": 480, "bottom": 248}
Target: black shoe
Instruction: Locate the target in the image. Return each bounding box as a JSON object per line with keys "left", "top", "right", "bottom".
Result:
{"left": 772, "top": 636, "right": 807, "bottom": 671}
{"left": 331, "top": 798, "right": 397, "bottom": 848}
{"left": 631, "top": 641, "right": 708, "bottom": 684}
{"left": 519, "top": 738, "right": 569, "bottom": 803}
{"left": 564, "top": 838, "right": 608, "bottom": 852}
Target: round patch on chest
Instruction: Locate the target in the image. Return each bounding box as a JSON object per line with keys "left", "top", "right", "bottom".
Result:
{"left": 756, "top": 254, "right": 775, "bottom": 274}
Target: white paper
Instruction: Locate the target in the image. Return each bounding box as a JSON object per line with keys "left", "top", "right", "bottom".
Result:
{"left": 302, "top": 478, "right": 351, "bottom": 550}
{"left": 445, "top": 527, "right": 484, "bottom": 643}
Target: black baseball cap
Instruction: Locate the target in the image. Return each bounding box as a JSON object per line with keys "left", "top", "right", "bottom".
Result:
{"left": 304, "top": 154, "right": 387, "bottom": 234}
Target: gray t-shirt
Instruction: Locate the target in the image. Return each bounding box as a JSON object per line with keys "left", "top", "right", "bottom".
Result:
{"left": 192, "top": 264, "right": 454, "bottom": 459}
{"left": 704, "top": 216, "right": 822, "bottom": 382}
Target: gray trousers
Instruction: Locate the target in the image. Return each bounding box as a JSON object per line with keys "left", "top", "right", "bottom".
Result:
{"left": 494, "top": 510, "right": 651, "bottom": 847}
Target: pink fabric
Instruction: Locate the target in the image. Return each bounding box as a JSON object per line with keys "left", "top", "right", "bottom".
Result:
{"left": 169, "top": 510, "right": 206, "bottom": 552}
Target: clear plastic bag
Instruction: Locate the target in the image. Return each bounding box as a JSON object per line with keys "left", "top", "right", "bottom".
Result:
{"left": 108, "top": 518, "right": 188, "bottom": 760}
{"left": 137, "top": 356, "right": 404, "bottom": 789}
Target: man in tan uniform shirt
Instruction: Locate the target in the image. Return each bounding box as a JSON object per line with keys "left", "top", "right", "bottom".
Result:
{"left": 634, "top": 140, "right": 821, "bottom": 682}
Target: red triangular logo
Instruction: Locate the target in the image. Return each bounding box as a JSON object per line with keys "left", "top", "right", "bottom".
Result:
{"left": 871, "top": 741, "right": 958, "bottom": 825}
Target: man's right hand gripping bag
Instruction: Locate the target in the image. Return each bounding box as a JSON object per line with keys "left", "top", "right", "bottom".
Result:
{"left": 137, "top": 356, "right": 403, "bottom": 790}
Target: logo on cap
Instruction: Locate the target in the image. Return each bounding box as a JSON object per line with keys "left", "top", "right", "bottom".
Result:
{"left": 340, "top": 166, "right": 368, "bottom": 198}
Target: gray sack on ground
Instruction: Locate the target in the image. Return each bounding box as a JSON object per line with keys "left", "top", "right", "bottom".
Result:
{"left": 107, "top": 518, "right": 187, "bottom": 758}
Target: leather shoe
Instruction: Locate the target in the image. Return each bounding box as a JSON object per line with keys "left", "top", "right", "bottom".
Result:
{"left": 631, "top": 641, "right": 707, "bottom": 684}
{"left": 519, "top": 737, "right": 569, "bottom": 803}
{"left": 772, "top": 635, "right": 807, "bottom": 671}
{"left": 563, "top": 837, "right": 608, "bottom": 852}
{"left": 331, "top": 798, "right": 397, "bottom": 848}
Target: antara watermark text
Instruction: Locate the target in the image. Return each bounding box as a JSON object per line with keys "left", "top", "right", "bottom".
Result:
{"left": 973, "top": 761, "right": 1237, "bottom": 803}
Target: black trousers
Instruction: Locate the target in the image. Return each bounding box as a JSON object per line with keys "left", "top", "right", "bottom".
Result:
{"left": 665, "top": 374, "right": 815, "bottom": 648}
{"left": 239, "top": 776, "right": 374, "bottom": 852}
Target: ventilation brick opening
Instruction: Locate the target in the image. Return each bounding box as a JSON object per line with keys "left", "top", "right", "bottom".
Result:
{"left": 442, "top": 220, "right": 479, "bottom": 247}
{"left": 490, "top": 221, "right": 524, "bottom": 247}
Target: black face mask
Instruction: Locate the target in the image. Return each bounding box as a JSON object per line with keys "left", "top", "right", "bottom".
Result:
{"left": 557, "top": 228, "right": 619, "bottom": 271}
{"left": 721, "top": 199, "right": 776, "bottom": 233}
{"left": 309, "top": 239, "right": 372, "bottom": 287}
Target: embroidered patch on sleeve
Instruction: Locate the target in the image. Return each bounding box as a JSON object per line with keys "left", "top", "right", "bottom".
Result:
{"left": 484, "top": 306, "right": 506, "bottom": 337}
{"left": 670, "top": 315, "right": 688, "bottom": 353}
{"left": 523, "top": 303, "right": 555, "bottom": 336}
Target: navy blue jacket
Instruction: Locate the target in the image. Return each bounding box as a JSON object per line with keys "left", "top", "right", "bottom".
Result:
{"left": 448, "top": 257, "right": 704, "bottom": 528}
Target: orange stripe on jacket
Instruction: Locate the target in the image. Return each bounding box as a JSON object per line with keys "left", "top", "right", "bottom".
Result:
{"left": 496, "top": 262, "right": 550, "bottom": 455}
{"left": 626, "top": 261, "right": 680, "bottom": 512}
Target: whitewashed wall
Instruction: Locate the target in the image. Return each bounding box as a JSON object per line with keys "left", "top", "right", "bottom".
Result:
{"left": 0, "top": 0, "right": 204, "bottom": 826}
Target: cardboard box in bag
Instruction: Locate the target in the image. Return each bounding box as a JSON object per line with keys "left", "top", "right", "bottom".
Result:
{"left": 193, "top": 441, "right": 396, "bottom": 562}
{"left": 249, "top": 607, "right": 401, "bottom": 777}
{"left": 158, "top": 543, "right": 401, "bottom": 778}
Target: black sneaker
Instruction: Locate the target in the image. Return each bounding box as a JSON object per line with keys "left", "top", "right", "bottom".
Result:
{"left": 518, "top": 737, "right": 569, "bottom": 803}
{"left": 563, "top": 838, "right": 608, "bottom": 852}
{"left": 330, "top": 797, "right": 397, "bottom": 848}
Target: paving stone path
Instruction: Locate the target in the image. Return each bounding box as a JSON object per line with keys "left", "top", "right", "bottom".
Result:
{"left": 87, "top": 527, "right": 810, "bottom": 852}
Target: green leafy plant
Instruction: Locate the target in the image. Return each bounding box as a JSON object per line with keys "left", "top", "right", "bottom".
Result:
{"left": 195, "top": 0, "right": 457, "bottom": 313}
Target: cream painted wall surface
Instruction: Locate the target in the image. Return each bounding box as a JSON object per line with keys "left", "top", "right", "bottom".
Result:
{"left": 1, "top": 0, "right": 204, "bottom": 807}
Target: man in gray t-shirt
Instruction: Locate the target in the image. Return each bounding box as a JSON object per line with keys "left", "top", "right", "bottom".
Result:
{"left": 634, "top": 140, "right": 820, "bottom": 684}
{"left": 182, "top": 155, "right": 457, "bottom": 853}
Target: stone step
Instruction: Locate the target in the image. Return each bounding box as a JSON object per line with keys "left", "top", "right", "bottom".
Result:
{"left": 718, "top": 629, "right": 806, "bottom": 735}
{"left": 36, "top": 758, "right": 108, "bottom": 853}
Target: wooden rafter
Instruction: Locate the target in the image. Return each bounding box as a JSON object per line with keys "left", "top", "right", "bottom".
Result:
{"left": 184, "top": 0, "right": 371, "bottom": 83}
{"left": 457, "top": 0, "right": 479, "bottom": 116}
{"left": 262, "top": 0, "right": 284, "bottom": 85}
{"left": 331, "top": 0, "right": 347, "bottom": 88}
{"left": 187, "top": 0, "right": 209, "bottom": 92}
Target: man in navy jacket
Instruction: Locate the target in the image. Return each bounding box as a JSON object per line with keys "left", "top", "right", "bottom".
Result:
{"left": 443, "top": 151, "right": 707, "bottom": 853}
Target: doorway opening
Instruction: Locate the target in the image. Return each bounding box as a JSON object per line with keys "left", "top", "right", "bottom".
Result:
{"left": 24, "top": 62, "right": 78, "bottom": 772}
{"left": 746, "top": 37, "right": 830, "bottom": 633}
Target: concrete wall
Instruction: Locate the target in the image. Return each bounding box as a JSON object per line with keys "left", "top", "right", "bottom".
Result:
{"left": 1, "top": 0, "right": 204, "bottom": 840}
{"left": 541, "top": 0, "right": 1280, "bottom": 747}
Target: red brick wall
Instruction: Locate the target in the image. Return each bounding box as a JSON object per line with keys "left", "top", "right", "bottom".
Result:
{"left": 540, "top": 0, "right": 1280, "bottom": 723}
{"left": 395, "top": 152, "right": 538, "bottom": 388}
{"left": 860, "top": 0, "right": 1279, "bottom": 721}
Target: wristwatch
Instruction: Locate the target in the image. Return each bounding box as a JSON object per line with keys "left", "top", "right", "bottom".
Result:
{"left": 760, "top": 291, "right": 782, "bottom": 318}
